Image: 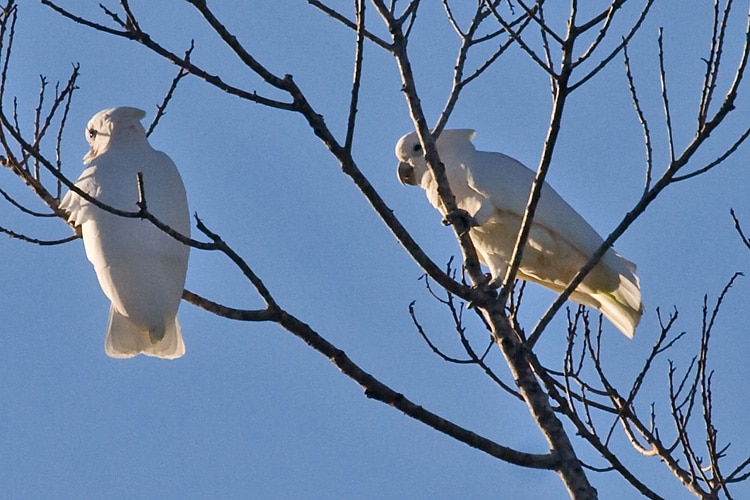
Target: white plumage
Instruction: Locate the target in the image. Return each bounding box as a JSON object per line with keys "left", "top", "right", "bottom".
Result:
{"left": 396, "top": 129, "right": 642, "bottom": 337}
{"left": 59, "top": 107, "right": 190, "bottom": 358}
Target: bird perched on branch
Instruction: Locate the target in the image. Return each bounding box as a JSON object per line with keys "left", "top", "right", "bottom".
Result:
{"left": 59, "top": 107, "right": 190, "bottom": 358}
{"left": 396, "top": 129, "right": 642, "bottom": 337}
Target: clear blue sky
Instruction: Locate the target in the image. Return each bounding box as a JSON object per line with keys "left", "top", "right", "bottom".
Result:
{"left": 1, "top": 2, "right": 749, "bottom": 498}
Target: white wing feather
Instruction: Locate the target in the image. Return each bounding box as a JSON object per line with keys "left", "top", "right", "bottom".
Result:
{"left": 465, "top": 150, "right": 605, "bottom": 257}
{"left": 462, "top": 149, "right": 641, "bottom": 336}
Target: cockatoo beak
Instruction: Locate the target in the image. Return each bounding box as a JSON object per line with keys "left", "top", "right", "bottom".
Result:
{"left": 397, "top": 161, "right": 417, "bottom": 185}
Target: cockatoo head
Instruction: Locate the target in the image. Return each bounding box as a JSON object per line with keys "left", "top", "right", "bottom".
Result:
{"left": 84, "top": 107, "right": 147, "bottom": 163}
{"left": 395, "top": 129, "right": 476, "bottom": 186}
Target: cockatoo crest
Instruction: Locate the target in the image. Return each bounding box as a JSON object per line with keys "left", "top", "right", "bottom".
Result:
{"left": 84, "top": 107, "right": 147, "bottom": 164}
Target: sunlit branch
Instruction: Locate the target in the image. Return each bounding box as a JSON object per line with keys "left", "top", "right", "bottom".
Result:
{"left": 371, "top": 0, "right": 487, "bottom": 290}
{"left": 671, "top": 124, "right": 750, "bottom": 182}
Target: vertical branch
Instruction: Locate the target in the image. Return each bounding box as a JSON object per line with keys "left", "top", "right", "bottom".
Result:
{"left": 537, "top": 3, "right": 557, "bottom": 96}
{"left": 497, "top": 2, "right": 576, "bottom": 302}
{"left": 371, "top": 0, "right": 486, "bottom": 286}
{"left": 623, "top": 41, "right": 654, "bottom": 193}
{"left": 657, "top": 28, "right": 675, "bottom": 162}
{"left": 33, "top": 75, "right": 47, "bottom": 180}
{"left": 698, "top": 0, "right": 733, "bottom": 130}
{"left": 434, "top": 5, "right": 535, "bottom": 135}
{"left": 344, "top": 0, "right": 366, "bottom": 152}
{"left": 0, "top": 0, "right": 15, "bottom": 102}
{"left": 54, "top": 72, "right": 76, "bottom": 199}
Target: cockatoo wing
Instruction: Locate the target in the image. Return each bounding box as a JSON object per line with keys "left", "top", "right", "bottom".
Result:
{"left": 59, "top": 166, "right": 100, "bottom": 227}
{"left": 461, "top": 149, "right": 641, "bottom": 337}
{"left": 465, "top": 150, "right": 606, "bottom": 259}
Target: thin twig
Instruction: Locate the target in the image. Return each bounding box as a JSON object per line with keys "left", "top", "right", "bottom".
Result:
{"left": 658, "top": 28, "right": 676, "bottom": 163}
{"left": 147, "top": 43, "right": 193, "bottom": 137}
{"left": 344, "top": 0, "right": 365, "bottom": 152}
{"left": 623, "top": 41, "right": 654, "bottom": 193}
{"left": 730, "top": 208, "right": 750, "bottom": 250}
{"left": 0, "top": 224, "right": 78, "bottom": 245}
{"left": 307, "top": 0, "right": 391, "bottom": 50}
{"left": 0, "top": 186, "right": 56, "bottom": 217}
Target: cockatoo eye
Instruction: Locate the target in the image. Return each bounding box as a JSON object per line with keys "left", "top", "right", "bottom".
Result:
{"left": 88, "top": 128, "right": 98, "bottom": 139}
{"left": 412, "top": 143, "right": 422, "bottom": 153}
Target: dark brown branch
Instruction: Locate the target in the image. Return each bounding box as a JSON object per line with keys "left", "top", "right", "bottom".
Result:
{"left": 183, "top": 0, "right": 470, "bottom": 299}
{"left": 623, "top": 41, "right": 655, "bottom": 193}
{"left": 730, "top": 208, "right": 750, "bottom": 250}
{"left": 275, "top": 308, "right": 558, "bottom": 470}
{"left": 408, "top": 301, "right": 475, "bottom": 364}
{"left": 0, "top": 224, "right": 78, "bottom": 245}
{"left": 484, "top": 0, "right": 557, "bottom": 77}
{"left": 434, "top": 3, "right": 535, "bottom": 134}
{"left": 146, "top": 43, "right": 192, "bottom": 137}
{"left": 420, "top": 270, "right": 524, "bottom": 400}
{"left": 33, "top": 75, "right": 47, "bottom": 180}
{"left": 0, "top": 0, "right": 17, "bottom": 101}
{"left": 54, "top": 67, "right": 76, "bottom": 199}
{"left": 671, "top": 124, "right": 750, "bottom": 182}
{"left": 529, "top": 8, "right": 750, "bottom": 345}
{"left": 343, "top": 0, "right": 365, "bottom": 152}
{"left": 568, "top": 0, "right": 655, "bottom": 92}
{"left": 306, "top": 0, "right": 392, "bottom": 50}
{"left": 658, "top": 29, "right": 676, "bottom": 163}
{"left": 0, "top": 186, "right": 56, "bottom": 217}
{"left": 698, "top": 0, "right": 733, "bottom": 130}
{"left": 42, "top": 0, "right": 296, "bottom": 111}
{"left": 182, "top": 289, "right": 278, "bottom": 322}
{"left": 509, "top": 0, "right": 566, "bottom": 46}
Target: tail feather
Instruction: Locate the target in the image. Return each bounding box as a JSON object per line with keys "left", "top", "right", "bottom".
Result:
{"left": 588, "top": 263, "right": 643, "bottom": 338}
{"left": 565, "top": 252, "right": 643, "bottom": 338}
{"left": 104, "top": 306, "right": 185, "bottom": 359}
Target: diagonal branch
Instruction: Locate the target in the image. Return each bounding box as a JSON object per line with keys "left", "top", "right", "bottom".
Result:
{"left": 307, "top": 0, "right": 391, "bottom": 50}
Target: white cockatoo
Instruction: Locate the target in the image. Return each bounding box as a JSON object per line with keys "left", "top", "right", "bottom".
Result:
{"left": 59, "top": 107, "right": 190, "bottom": 358}
{"left": 396, "top": 129, "right": 642, "bottom": 337}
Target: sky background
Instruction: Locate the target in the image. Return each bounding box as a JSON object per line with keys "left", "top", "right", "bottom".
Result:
{"left": 1, "top": 1, "right": 750, "bottom": 498}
